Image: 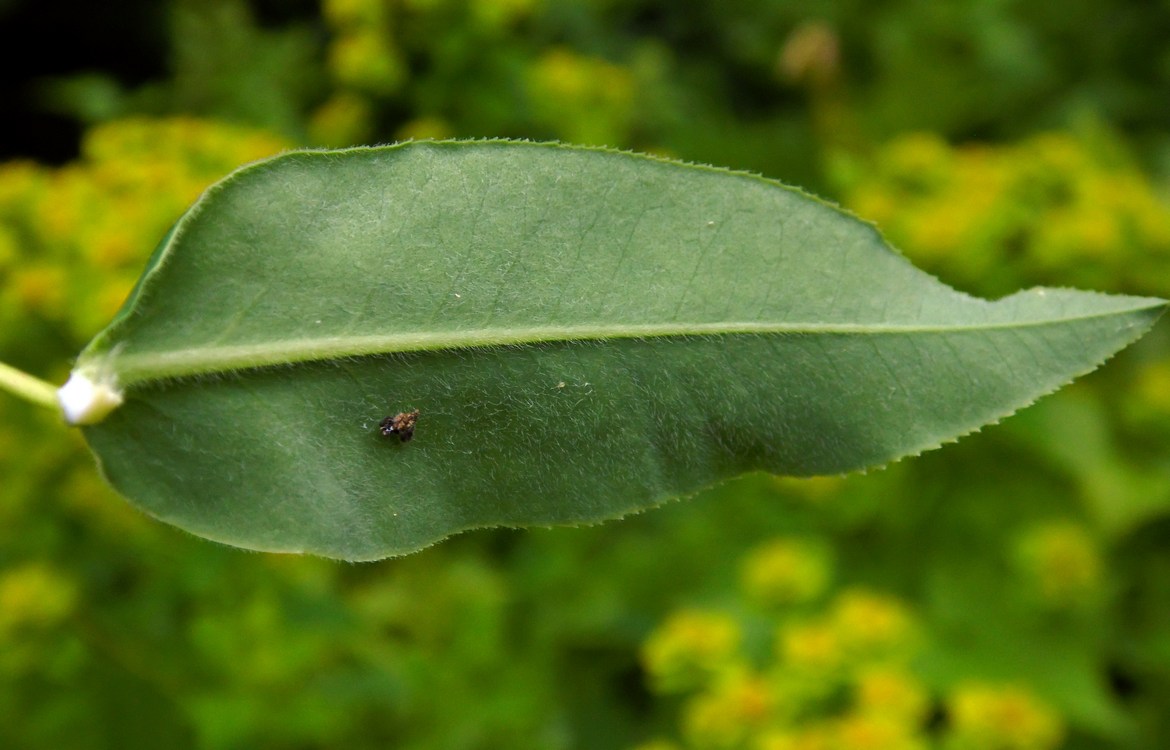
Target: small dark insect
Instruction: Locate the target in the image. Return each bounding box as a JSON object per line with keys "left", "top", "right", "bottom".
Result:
{"left": 379, "top": 409, "right": 420, "bottom": 442}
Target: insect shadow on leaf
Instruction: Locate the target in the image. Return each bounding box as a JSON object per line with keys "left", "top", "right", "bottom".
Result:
{"left": 379, "top": 409, "right": 420, "bottom": 442}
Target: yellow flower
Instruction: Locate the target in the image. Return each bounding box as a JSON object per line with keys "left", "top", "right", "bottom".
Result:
{"left": 755, "top": 724, "right": 834, "bottom": 750}
{"left": 905, "top": 204, "right": 966, "bottom": 255}
{"left": 309, "top": 93, "right": 374, "bottom": 147}
{"left": 947, "top": 683, "right": 1064, "bottom": 750}
{"left": 322, "top": 0, "right": 385, "bottom": 29}
{"left": 1015, "top": 522, "right": 1102, "bottom": 606}
{"left": 0, "top": 161, "right": 45, "bottom": 216}
{"left": 830, "top": 589, "right": 915, "bottom": 659}
{"left": 778, "top": 621, "right": 842, "bottom": 675}
{"left": 1028, "top": 133, "right": 1085, "bottom": 173}
{"left": 0, "top": 563, "right": 78, "bottom": 635}
{"left": 855, "top": 667, "right": 930, "bottom": 724}
{"left": 329, "top": 31, "right": 405, "bottom": 94}
{"left": 836, "top": 713, "right": 926, "bottom": 750}
{"left": 526, "top": 47, "right": 637, "bottom": 145}
{"left": 10, "top": 265, "right": 67, "bottom": 317}
{"left": 683, "top": 673, "right": 776, "bottom": 749}
{"left": 881, "top": 132, "right": 953, "bottom": 192}
{"left": 642, "top": 610, "right": 741, "bottom": 693}
{"left": 847, "top": 186, "right": 898, "bottom": 228}
{"left": 740, "top": 538, "right": 832, "bottom": 608}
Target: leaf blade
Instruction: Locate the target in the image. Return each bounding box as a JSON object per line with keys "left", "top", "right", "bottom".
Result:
{"left": 75, "top": 141, "right": 1166, "bottom": 559}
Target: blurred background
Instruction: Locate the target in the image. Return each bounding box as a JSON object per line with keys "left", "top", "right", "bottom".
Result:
{"left": 1, "top": 0, "right": 1169, "bottom": 748}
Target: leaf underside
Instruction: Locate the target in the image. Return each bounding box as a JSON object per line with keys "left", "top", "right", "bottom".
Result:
{"left": 75, "top": 141, "right": 1165, "bottom": 560}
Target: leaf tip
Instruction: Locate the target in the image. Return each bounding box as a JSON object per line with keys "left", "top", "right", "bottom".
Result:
{"left": 58, "top": 371, "right": 123, "bottom": 425}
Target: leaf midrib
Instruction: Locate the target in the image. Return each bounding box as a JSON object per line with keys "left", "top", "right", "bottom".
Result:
{"left": 89, "top": 309, "right": 1159, "bottom": 386}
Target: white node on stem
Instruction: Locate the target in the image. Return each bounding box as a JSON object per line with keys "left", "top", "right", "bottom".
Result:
{"left": 58, "top": 371, "right": 123, "bottom": 425}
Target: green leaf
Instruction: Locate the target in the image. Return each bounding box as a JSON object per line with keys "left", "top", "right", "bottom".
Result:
{"left": 68, "top": 141, "right": 1165, "bottom": 560}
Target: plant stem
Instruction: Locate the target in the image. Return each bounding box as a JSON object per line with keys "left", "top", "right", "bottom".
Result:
{"left": 0, "top": 360, "right": 59, "bottom": 410}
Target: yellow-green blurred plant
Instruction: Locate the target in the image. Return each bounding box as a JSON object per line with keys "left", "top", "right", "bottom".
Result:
{"left": 0, "top": 117, "right": 288, "bottom": 348}
{"left": 0, "top": 120, "right": 290, "bottom": 717}
{"left": 833, "top": 132, "right": 1170, "bottom": 297}
{"left": 946, "top": 683, "right": 1065, "bottom": 750}
{"left": 0, "top": 563, "right": 78, "bottom": 648}
{"left": 525, "top": 47, "right": 638, "bottom": 146}
{"left": 313, "top": 0, "right": 649, "bottom": 148}
{"left": 1013, "top": 522, "right": 1104, "bottom": 609}
{"left": 739, "top": 538, "right": 832, "bottom": 609}
{"left": 639, "top": 536, "right": 1069, "bottom": 750}
{"left": 0, "top": 563, "right": 81, "bottom": 684}
{"left": 643, "top": 610, "right": 743, "bottom": 694}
